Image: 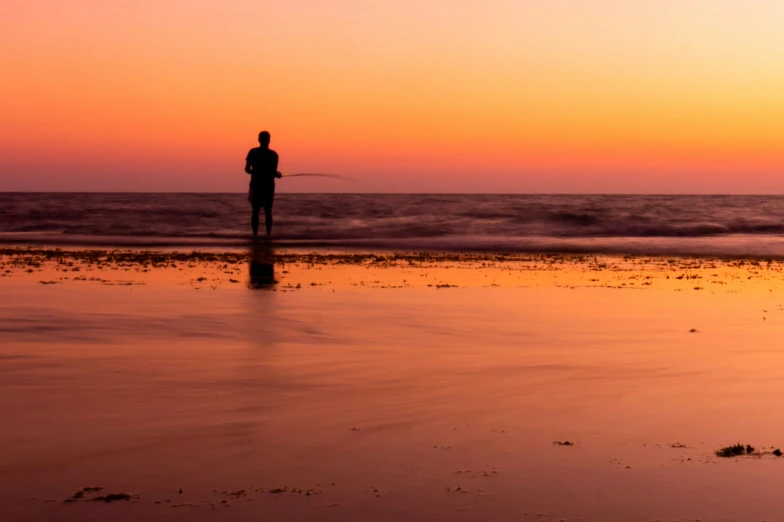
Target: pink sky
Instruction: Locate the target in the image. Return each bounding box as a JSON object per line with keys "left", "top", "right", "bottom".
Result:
{"left": 2, "top": 0, "right": 784, "bottom": 193}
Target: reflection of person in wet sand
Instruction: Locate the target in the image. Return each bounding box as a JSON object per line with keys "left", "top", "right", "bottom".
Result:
{"left": 245, "top": 131, "right": 282, "bottom": 237}
{"left": 248, "top": 244, "right": 277, "bottom": 289}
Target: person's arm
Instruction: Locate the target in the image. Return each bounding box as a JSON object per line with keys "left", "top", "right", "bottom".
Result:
{"left": 274, "top": 152, "right": 282, "bottom": 178}
{"left": 245, "top": 150, "right": 253, "bottom": 174}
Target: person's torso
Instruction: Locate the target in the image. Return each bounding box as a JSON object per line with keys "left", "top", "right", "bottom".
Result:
{"left": 248, "top": 148, "right": 278, "bottom": 187}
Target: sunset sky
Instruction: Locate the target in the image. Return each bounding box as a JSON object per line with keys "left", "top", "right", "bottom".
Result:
{"left": 2, "top": 0, "right": 784, "bottom": 193}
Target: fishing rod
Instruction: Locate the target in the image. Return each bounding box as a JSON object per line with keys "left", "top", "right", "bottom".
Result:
{"left": 280, "top": 172, "right": 352, "bottom": 181}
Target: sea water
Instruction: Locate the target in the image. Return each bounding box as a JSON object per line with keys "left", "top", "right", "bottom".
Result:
{"left": 3, "top": 193, "right": 784, "bottom": 256}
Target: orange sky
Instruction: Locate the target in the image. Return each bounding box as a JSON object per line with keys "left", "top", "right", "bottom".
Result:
{"left": 2, "top": 0, "right": 784, "bottom": 193}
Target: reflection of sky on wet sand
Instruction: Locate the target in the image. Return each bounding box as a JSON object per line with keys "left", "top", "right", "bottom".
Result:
{"left": 2, "top": 250, "right": 784, "bottom": 521}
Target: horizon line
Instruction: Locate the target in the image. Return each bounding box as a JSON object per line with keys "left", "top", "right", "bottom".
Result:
{"left": 3, "top": 191, "right": 784, "bottom": 197}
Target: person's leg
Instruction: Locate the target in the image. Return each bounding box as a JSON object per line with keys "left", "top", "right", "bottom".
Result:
{"left": 263, "top": 188, "right": 275, "bottom": 236}
{"left": 264, "top": 206, "right": 273, "bottom": 236}
{"left": 251, "top": 205, "right": 260, "bottom": 236}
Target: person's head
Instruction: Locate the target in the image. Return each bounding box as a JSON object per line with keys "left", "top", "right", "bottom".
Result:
{"left": 258, "top": 131, "right": 271, "bottom": 147}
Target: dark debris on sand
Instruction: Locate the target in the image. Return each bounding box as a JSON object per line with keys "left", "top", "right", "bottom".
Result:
{"left": 63, "top": 487, "right": 104, "bottom": 502}
{"left": 715, "top": 443, "right": 783, "bottom": 458}
{"left": 716, "top": 443, "right": 752, "bottom": 457}
{"left": 553, "top": 441, "right": 575, "bottom": 446}
{"left": 91, "top": 493, "right": 133, "bottom": 502}
{"left": 63, "top": 487, "right": 136, "bottom": 504}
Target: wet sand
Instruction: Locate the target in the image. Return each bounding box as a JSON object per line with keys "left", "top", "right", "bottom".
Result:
{"left": 2, "top": 247, "right": 784, "bottom": 521}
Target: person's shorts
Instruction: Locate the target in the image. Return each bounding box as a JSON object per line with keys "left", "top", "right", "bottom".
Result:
{"left": 248, "top": 185, "right": 275, "bottom": 208}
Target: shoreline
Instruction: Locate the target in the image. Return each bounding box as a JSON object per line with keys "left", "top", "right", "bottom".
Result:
{"left": 2, "top": 246, "right": 783, "bottom": 294}
{"left": 5, "top": 232, "right": 784, "bottom": 259}
{"left": 6, "top": 244, "right": 784, "bottom": 262}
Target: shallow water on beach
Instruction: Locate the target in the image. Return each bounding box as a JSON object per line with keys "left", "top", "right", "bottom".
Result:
{"left": 2, "top": 253, "right": 784, "bottom": 521}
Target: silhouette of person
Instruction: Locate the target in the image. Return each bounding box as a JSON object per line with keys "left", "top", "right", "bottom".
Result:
{"left": 248, "top": 243, "right": 277, "bottom": 289}
{"left": 245, "top": 131, "right": 282, "bottom": 236}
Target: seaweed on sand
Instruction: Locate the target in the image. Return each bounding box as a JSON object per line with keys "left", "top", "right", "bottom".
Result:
{"left": 715, "top": 444, "right": 748, "bottom": 457}
{"left": 91, "top": 493, "right": 133, "bottom": 502}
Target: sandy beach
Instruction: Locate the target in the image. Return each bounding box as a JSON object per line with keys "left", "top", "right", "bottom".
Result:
{"left": 2, "top": 247, "right": 784, "bottom": 521}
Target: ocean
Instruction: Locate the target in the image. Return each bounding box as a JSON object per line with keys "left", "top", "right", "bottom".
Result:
{"left": 3, "top": 192, "right": 784, "bottom": 256}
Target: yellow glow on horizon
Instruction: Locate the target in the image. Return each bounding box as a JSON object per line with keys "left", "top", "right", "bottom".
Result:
{"left": 2, "top": 0, "right": 784, "bottom": 192}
